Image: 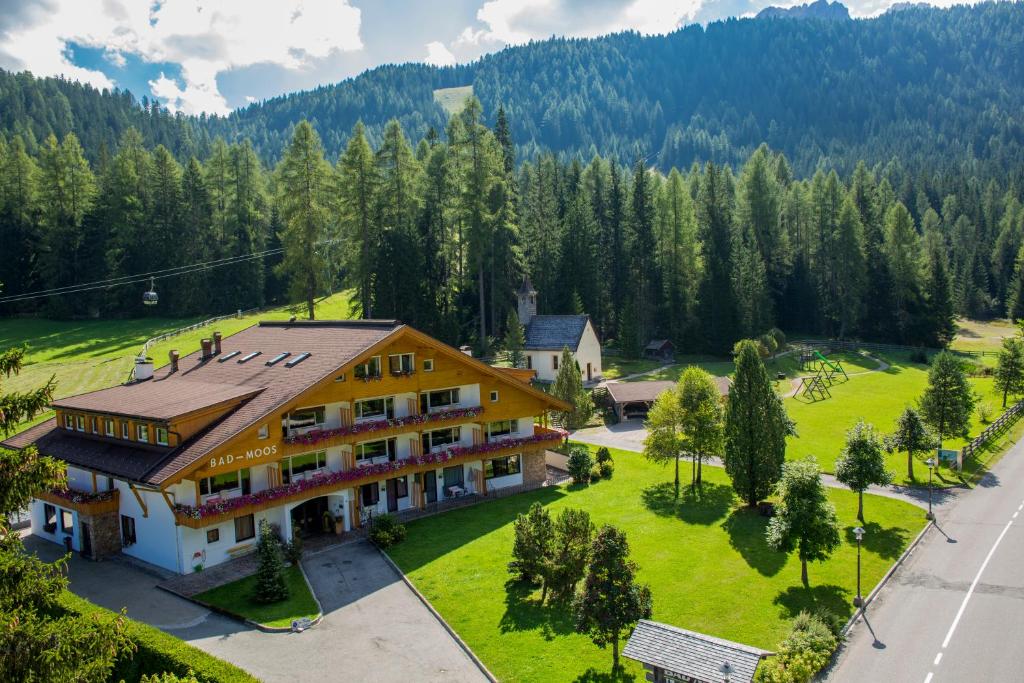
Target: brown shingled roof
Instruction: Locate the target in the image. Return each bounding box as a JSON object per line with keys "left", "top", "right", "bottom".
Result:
{"left": 53, "top": 380, "right": 264, "bottom": 421}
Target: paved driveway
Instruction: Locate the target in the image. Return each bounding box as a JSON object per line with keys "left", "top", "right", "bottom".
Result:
{"left": 573, "top": 420, "right": 648, "bottom": 452}
{"left": 25, "top": 536, "right": 486, "bottom": 682}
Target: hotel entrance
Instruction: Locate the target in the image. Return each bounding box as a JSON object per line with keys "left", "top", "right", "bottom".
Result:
{"left": 290, "top": 496, "right": 330, "bottom": 537}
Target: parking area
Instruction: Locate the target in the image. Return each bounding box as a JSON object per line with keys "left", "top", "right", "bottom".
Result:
{"left": 572, "top": 420, "right": 648, "bottom": 453}
{"left": 25, "top": 535, "right": 487, "bottom": 682}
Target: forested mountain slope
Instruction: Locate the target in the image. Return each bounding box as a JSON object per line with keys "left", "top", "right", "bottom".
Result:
{"left": 1, "top": 2, "right": 1022, "bottom": 176}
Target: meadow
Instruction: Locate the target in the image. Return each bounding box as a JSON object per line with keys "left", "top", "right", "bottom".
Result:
{"left": 388, "top": 445, "right": 925, "bottom": 683}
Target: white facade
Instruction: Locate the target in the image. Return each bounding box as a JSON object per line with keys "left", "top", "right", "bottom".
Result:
{"left": 526, "top": 319, "right": 603, "bottom": 383}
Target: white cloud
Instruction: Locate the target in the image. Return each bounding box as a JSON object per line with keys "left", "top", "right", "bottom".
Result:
{"left": 0, "top": 0, "right": 363, "bottom": 115}
{"left": 424, "top": 40, "right": 456, "bottom": 67}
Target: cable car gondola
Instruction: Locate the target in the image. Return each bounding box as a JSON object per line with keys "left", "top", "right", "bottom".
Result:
{"left": 142, "top": 277, "right": 159, "bottom": 306}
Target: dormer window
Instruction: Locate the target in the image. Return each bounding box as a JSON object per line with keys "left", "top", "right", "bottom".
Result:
{"left": 136, "top": 424, "right": 150, "bottom": 443}
{"left": 75, "top": 415, "right": 84, "bottom": 432}
{"left": 104, "top": 419, "right": 115, "bottom": 437}
{"left": 156, "top": 427, "right": 169, "bottom": 446}
{"left": 354, "top": 356, "right": 381, "bottom": 380}
{"left": 64, "top": 414, "right": 74, "bottom": 430}
{"left": 121, "top": 422, "right": 129, "bottom": 439}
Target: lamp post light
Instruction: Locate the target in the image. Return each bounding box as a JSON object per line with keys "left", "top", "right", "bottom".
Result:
{"left": 924, "top": 457, "right": 937, "bottom": 520}
{"left": 720, "top": 661, "right": 733, "bottom": 683}
{"left": 853, "top": 526, "right": 865, "bottom": 608}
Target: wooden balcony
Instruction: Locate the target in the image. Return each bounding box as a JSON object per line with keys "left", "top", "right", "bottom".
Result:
{"left": 174, "top": 425, "right": 565, "bottom": 529}
{"left": 37, "top": 487, "right": 120, "bottom": 516}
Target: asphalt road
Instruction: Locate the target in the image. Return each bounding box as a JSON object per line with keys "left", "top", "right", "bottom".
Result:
{"left": 828, "top": 436, "right": 1024, "bottom": 683}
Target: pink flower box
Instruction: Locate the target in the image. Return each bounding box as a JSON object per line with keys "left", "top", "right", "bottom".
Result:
{"left": 283, "top": 406, "right": 485, "bottom": 447}
{"left": 48, "top": 487, "right": 116, "bottom": 505}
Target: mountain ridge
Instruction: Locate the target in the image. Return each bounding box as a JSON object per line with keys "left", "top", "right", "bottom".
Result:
{"left": 757, "top": 0, "right": 851, "bottom": 21}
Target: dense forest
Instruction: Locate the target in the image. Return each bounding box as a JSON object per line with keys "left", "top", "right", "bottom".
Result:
{"left": 1, "top": 3, "right": 1023, "bottom": 179}
{"left": 3, "top": 93, "right": 1023, "bottom": 356}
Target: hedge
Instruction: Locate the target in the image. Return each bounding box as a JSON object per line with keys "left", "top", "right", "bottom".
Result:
{"left": 59, "top": 591, "right": 258, "bottom": 683}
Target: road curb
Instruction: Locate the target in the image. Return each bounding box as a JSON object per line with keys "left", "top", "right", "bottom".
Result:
{"left": 375, "top": 544, "right": 498, "bottom": 682}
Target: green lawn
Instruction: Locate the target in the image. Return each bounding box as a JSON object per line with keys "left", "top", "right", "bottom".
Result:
{"left": 433, "top": 85, "right": 474, "bottom": 115}
{"left": 388, "top": 446, "right": 925, "bottom": 683}
{"left": 3, "top": 291, "right": 352, "bottom": 432}
{"left": 194, "top": 565, "right": 320, "bottom": 629}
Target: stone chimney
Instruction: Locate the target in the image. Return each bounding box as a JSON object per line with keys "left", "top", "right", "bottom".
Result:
{"left": 516, "top": 276, "right": 537, "bottom": 327}
{"left": 200, "top": 338, "right": 213, "bottom": 361}
{"left": 213, "top": 331, "right": 222, "bottom": 356}
{"left": 169, "top": 350, "right": 179, "bottom": 373}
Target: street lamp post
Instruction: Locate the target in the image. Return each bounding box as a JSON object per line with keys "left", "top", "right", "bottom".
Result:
{"left": 720, "top": 661, "right": 733, "bottom": 683}
{"left": 924, "top": 457, "right": 937, "bottom": 520}
{"left": 853, "top": 526, "right": 865, "bottom": 608}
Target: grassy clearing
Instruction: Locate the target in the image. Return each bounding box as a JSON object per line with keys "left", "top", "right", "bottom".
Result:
{"left": 388, "top": 445, "right": 925, "bottom": 683}
{"left": 433, "top": 85, "right": 474, "bottom": 115}
{"left": 3, "top": 291, "right": 352, "bottom": 432}
{"left": 601, "top": 357, "right": 665, "bottom": 379}
{"left": 194, "top": 565, "right": 320, "bottom": 629}
{"left": 950, "top": 318, "right": 1014, "bottom": 353}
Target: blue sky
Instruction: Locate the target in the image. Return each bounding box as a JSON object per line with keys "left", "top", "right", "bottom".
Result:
{"left": 0, "top": 0, "right": 970, "bottom": 116}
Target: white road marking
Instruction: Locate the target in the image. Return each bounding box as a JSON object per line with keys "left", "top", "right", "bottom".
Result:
{"left": 941, "top": 518, "right": 1015, "bottom": 649}
{"left": 924, "top": 672, "right": 934, "bottom": 683}
{"left": 934, "top": 652, "right": 943, "bottom": 666}
{"left": 1015, "top": 512, "right": 1019, "bottom": 519}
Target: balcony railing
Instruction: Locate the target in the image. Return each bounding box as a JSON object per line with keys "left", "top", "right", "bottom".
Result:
{"left": 283, "top": 406, "right": 484, "bottom": 449}
{"left": 174, "top": 425, "right": 566, "bottom": 528}
{"left": 38, "top": 487, "right": 120, "bottom": 516}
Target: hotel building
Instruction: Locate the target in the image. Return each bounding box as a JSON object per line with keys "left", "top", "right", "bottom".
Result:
{"left": 3, "top": 320, "right": 568, "bottom": 574}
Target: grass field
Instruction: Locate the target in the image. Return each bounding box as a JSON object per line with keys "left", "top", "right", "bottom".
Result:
{"left": 388, "top": 445, "right": 925, "bottom": 683}
{"left": 950, "top": 318, "right": 1015, "bottom": 354}
{"left": 2, "top": 291, "right": 353, "bottom": 432}
{"left": 194, "top": 564, "right": 320, "bottom": 628}
{"left": 433, "top": 85, "right": 474, "bottom": 115}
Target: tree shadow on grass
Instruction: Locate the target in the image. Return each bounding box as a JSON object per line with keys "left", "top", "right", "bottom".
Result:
{"left": 722, "top": 507, "right": 786, "bottom": 577}
{"left": 640, "top": 481, "right": 735, "bottom": 525}
{"left": 773, "top": 583, "right": 852, "bottom": 621}
{"left": 499, "top": 578, "right": 576, "bottom": 641}
{"left": 574, "top": 666, "right": 638, "bottom": 682}
{"left": 844, "top": 522, "right": 909, "bottom": 560}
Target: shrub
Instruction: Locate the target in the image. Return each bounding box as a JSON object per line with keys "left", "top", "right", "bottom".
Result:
{"left": 59, "top": 592, "right": 257, "bottom": 683}
{"left": 909, "top": 347, "right": 930, "bottom": 365}
{"left": 754, "top": 611, "right": 839, "bottom": 683}
{"left": 368, "top": 513, "right": 407, "bottom": 548}
{"left": 595, "top": 447, "right": 612, "bottom": 465}
{"left": 599, "top": 460, "right": 614, "bottom": 479}
{"left": 283, "top": 534, "right": 303, "bottom": 565}
{"left": 770, "top": 327, "right": 787, "bottom": 350}
{"left": 567, "top": 445, "right": 593, "bottom": 484}
{"left": 589, "top": 465, "right": 602, "bottom": 481}
{"left": 508, "top": 502, "right": 553, "bottom": 584}
{"left": 978, "top": 401, "right": 994, "bottom": 423}
{"left": 142, "top": 672, "right": 201, "bottom": 683}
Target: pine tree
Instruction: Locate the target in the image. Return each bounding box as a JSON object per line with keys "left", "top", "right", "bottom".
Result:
{"left": 994, "top": 337, "right": 1024, "bottom": 408}
{"left": 274, "top": 121, "right": 333, "bottom": 319}
{"left": 766, "top": 457, "right": 841, "bottom": 587}
{"left": 573, "top": 525, "right": 652, "bottom": 670}
{"left": 542, "top": 507, "right": 594, "bottom": 604}
{"left": 551, "top": 346, "right": 594, "bottom": 429}
{"left": 502, "top": 310, "right": 526, "bottom": 368}
{"left": 629, "top": 160, "right": 659, "bottom": 344}
{"left": 834, "top": 421, "right": 893, "bottom": 521}
{"left": 919, "top": 351, "right": 976, "bottom": 446}
{"left": 696, "top": 162, "right": 739, "bottom": 352}
{"left": 251, "top": 520, "right": 289, "bottom": 603}
{"left": 724, "top": 339, "right": 793, "bottom": 507}
{"left": 884, "top": 202, "right": 925, "bottom": 343}
{"left": 887, "top": 406, "right": 937, "bottom": 481}
{"left": 337, "top": 121, "right": 380, "bottom": 318}
{"left": 508, "top": 501, "right": 553, "bottom": 587}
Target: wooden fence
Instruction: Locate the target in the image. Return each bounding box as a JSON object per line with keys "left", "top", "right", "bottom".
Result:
{"left": 961, "top": 399, "right": 1024, "bottom": 461}
{"left": 790, "top": 338, "right": 997, "bottom": 359}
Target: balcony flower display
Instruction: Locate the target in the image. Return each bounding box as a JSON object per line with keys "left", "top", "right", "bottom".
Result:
{"left": 176, "top": 427, "right": 567, "bottom": 521}
{"left": 48, "top": 487, "right": 116, "bottom": 504}
{"left": 284, "top": 406, "right": 485, "bottom": 447}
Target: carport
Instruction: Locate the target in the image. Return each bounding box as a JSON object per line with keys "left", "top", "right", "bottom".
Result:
{"left": 604, "top": 381, "right": 676, "bottom": 422}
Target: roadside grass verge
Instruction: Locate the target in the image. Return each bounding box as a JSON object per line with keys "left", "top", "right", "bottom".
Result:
{"left": 193, "top": 565, "right": 320, "bottom": 629}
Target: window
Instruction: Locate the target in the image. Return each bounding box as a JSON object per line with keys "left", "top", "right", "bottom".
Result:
{"left": 283, "top": 451, "right": 326, "bottom": 483}
{"left": 63, "top": 414, "right": 73, "bottom": 430}
{"left": 121, "top": 515, "right": 136, "bottom": 546}
{"left": 265, "top": 351, "right": 290, "bottom": 366}
{"left": 238, "top": 351, "right": 261, "bottom": 363}
{"left": 490, "top": 390, "right": 499, "bottom": 402}
{"left": 136, "top": 423, "right": 150, "bottom": 443}
{"left": 155, "top": 427, "right": 169, "bottom": 446}
{"left": 354, "top": 356, "right": 382, "bottom": 379}
{"left": 43, "top": 503, "right": 57, "bottom": 532}
{"left": 360, "top": 482, "right": 380, "bottom": 506}
{"left": 421, "top": 426, "right": 461, "bottom": 453}
{"left": 91, "top": 417, "right": 99, "bottom": 434}
{"left": 121, "top": 422, "right": 129, "bottom": 439}
{"left": 487, "top": 419, "right": 517, "bottom": 440}
{"left": 423, "top": 359, "right": 434, "bottom": 372}
{"left": 334, "top": 373, "right": 346, "bottom": 382}
{"left": 75, "top": 415, "right": 85, "bottom": 432}
{"left": 392, "top": 476, "right": 409, "bottom": 498}
{"left": 258, "top": 424, "right": 269, "bottom": 439}
{"left": 388, "top": 353, "right": 415, "bottom": 375}
{"left": 552, "top": 355, "right": 559, "bottom": 370}
{"left": 355, "top": 397, "right": 394, "bottom": 420}
{"left": 285, "top": 352, "right": 311, "bottom": 367}
{"left": 419, "top": 387, "right": 460, "bottom": 413}
{"left": 218, "top": 350, "right": 241, "bottom": 362}
{"left": 207, "top": 529, "right": 220, "bottom": 543}
{"left": 60, "top": 509, "right": 73, "bottom": 532}
{"left": 199, "top": 470, "right": 251, "bottom": 497}
{"left": 485, "top": 454, "right": 522, "bottom": 479}
{"left": 356, "top": 438, "right": 396, "bottom": 462}
{"left": 283, "top": 406, "right": 326, "bottom": 434}
{"left": 104, "top": 419, "right": 115, "bottom": 437}
{"left": 234, "top": 514, "right": 255, "bottom": 542}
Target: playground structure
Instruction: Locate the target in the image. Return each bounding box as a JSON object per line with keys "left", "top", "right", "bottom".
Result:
{"left": 794, "top": 347, "right": 850, "bottom": 401}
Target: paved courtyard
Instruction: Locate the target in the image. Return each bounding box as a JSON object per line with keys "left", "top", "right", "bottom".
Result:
{"left": 25, "top": 535, "right": 487, "bottom": 682}
{"left": 573, "top": 419, "right": 648, "bottom": 452}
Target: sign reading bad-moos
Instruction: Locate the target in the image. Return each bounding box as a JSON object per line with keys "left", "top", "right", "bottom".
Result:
{"left": 208, "top": 445, "right": 278, "bottom": 472}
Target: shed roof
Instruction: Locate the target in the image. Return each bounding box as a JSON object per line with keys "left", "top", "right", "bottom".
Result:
{"left": 524, "top": 314, "right": 591, "bottom": 351}
{"left": 644, "top": 339, "right": 674, "bottom": 351}
{"left": 623, "top": 620, "right": 772, "bottom": 683}
{"left": 604, "top": 380, "right": 676, "bottom": 404}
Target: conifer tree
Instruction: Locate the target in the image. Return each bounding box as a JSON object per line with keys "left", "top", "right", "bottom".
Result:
{"left": 508, "top": 501, "right": 553, "bottom": 587}
{"left": 994, "top": 337, "right": 1024, "bottom": 408}
{"left": 551, "top": 346, "right": 594, "bottom": 429}
{"left": 337, "top": 121, "right": 379, "bottom": 318}
{"left": 919, "top": 351, "right": 976, "bottom": 446}
{"left": 724, "top": 339, "right": 793, "bottom": 507}
{"left": 275, "top": 120, "right": 333, "bottom": 319}
{"left": 252, "top": 520, "right": 289, "bottom": 603}
{"left": 887, "top": 406, "right": 937, "bottom": 480}
{"left": 502, "top": 310, "right": 526, "bottom": 368}
{"left": 696, "top": 162, "right": 739, "bottom": 352}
